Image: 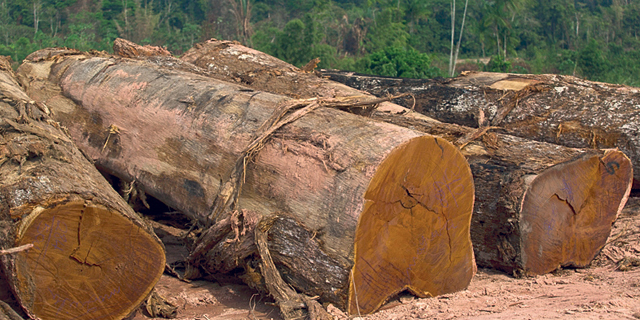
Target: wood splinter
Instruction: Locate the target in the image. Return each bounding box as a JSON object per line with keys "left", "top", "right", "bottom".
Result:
{"left": 0, "top": 244, "right": 33, "bottom": 256}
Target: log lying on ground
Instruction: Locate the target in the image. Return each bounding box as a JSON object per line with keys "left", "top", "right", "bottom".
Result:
{"left": 162, "top": 40, "right": 634, "bottom": 276}
{"left": 0, "top": 57, "right": 165, "bottom": 320}
{"left": 321, "top": 70, "right": 640, "bottom": 187}
{"left": 176, "top": 38, "right": 426, "bottom": 117}
{"left": 17, "top": 50, "right": 477, "bottom": 315}
{"left": 376, "top": 114, "right": 633, "bottom": 275}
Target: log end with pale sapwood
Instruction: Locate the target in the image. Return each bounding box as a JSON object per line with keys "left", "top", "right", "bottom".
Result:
{"left": 0, "top": 56, "right": 165, "bottom": 320}
{"left": 18, "top": 50, "right": 477, "bottom": 316}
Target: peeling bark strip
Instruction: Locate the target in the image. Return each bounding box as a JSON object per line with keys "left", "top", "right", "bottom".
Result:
{"left": 376, "top": 114, "right": 633, "bottom": 276}
{"left": 18, "top": 51, "right": 476, "bottom": 315}
{"left": 166, "top": 39, "right": 634, "bottom": 276}
{"left": 321, "top": 70, "right": 640, "bottom": 185}
{"left": 0, "top": 57, "right": 165, "bottom": 320}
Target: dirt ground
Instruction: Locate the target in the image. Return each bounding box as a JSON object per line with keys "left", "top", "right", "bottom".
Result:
{"left": 128, "top": 196, "right": 640, "bottom": 320}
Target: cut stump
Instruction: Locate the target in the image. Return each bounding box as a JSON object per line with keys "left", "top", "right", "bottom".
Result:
{"left": 17, "top": 50, "right": 476, "bottom": 315}
{"left": 0, "top": 57, "right": 165, "bottom": 320}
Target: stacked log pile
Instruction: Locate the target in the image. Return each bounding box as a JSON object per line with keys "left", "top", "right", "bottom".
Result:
{"left": 6, "top": 39, "right": 635, "bottom": 318}
{"left": 17, "top": 48, "right": 477, "bottom": 316}
{"left": 175, "top": 39, "right": 633, "bottom": 276}
{"left": 321, "top": 70, "right": 640, "bottom": 187}
{"left": 0, "top": 56, "right": 165, "bottom": 320}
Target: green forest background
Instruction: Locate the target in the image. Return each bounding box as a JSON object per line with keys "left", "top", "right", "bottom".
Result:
{"left": 2, "top": 0, "right": 639, "bottom": 86}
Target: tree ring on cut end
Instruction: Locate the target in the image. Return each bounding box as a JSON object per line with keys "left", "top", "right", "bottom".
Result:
{"left": 14, "top": 201, "right": 165, "bottom": 320}
{"left": 520, "top": 150, "right": 633, "bottom": 275}
{"left": 349, "top": 135, "right": 475, "bottom": 315}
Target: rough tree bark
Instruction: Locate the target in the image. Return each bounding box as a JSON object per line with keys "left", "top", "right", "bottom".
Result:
{"left": 320, "top": 70, "right": 640, "bottom": 187}
{"left": 0, "top": 57, "right": 165, "bottom": 320}
{"left": 167, "top": 40, "right": 634, "bottom": 276}
{"left": 17, "top": 50, "right": 477, "bottom": 315}
{"left": 177, "top": 38, "right": 420, "bottom": 117}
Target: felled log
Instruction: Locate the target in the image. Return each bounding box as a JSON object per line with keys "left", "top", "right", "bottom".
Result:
{"left": 378, "top": 114, "right": 632, "bottom": 275}
{"left": 321, "top": 70, "right": 640, "bottom": 187}
{"left": 166, "top": 40, "right": 634, "bottom": 276}
{"left": 0, "top": 57, "right": 165, "bottom": 319}
{"left": 175, "top": 38, "right": 424, "bottom": 117}
{"left": 17, "top": 50, "right": 477, "bottom": 315}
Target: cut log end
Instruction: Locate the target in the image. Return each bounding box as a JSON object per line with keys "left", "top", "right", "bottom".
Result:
{"left": 13, "top": 201, "right": 165, "bottom": 320}
{"left": 349, "top": 135, "right": 476, "bottom": 315}
{"left": 520, "top": 150, "right": 633, "bottom": 275}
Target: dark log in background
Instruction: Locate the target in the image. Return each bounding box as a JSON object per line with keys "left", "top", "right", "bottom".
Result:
{"left": 18, "top": 50, "right": 477, "bottom": 315}
{"left": 168, "top": 40, "right": 634, "bottom": 276}
{"left": 0, "top": 57, "right": 165, "bottom": 320}
{"left": 321, "top": 70, "right": 640, "bottom": 187}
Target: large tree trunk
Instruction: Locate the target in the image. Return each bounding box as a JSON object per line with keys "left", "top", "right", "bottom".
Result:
{"left": 168, "top": 40, "right": 634, "bottom": 276}
{"left": 17, "top": 50, "right": 477, "bottom": 315}
{"left": 377, "top": 114, "right": 633, "bottom": 275}
{"left": 177, "top": 38, "right": 419, "bottom": 117}
{"left": 0, "top": 57, "right": 165, "bottom": 320}
{"left": 320, "top": 70, "right": 640, "bottom": 188}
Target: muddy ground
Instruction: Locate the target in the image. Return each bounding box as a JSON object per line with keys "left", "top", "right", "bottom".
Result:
{"left": 127, "top": 197, "right": 640, "bottom": 320}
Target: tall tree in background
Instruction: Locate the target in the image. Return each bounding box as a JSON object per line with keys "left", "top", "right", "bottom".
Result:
{"left": 228, "top": 0, "right": 252, "bottom": 46}
{"left": 448, "top": 0, "right": 455, "bottom": 76}
{"left": 404, "top": 0, "right": 429, "bottom": 34}
{"left": 483, "top": 0, "right": 520, "bottom": 57}
{"left": 32, "top": 0, "right": 41, "bottom": 36}
{"left": 449, "top": 0, "right": 469, "bottom": 76}
{"left": 0, "top": 0, "right": 10, "bottom": 45}
{"left": 132, "top": 0, "right": 161, "bottom": 43}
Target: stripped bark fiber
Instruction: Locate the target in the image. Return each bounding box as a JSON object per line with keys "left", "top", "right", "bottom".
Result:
{"left": 18, "top": 50, "right": 476, "bottom": 315}
{"left": 0, "top": 57, "right": 165, "bottom": 320}
{"left": 167, "top": 39, "right": 634, "bottom": 276}
{"left": 321, "top": 70, "right": 640, "bottom": 186}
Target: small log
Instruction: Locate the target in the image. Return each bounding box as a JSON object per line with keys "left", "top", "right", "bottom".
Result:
{"left": 18, "top": 51, "right": 477, "bottom": 315}
{"left": 320, "top": 70, "right": 640, "bottom": 187}
{"left": 167, "top": 40, "right": 634, "bottom": 276}
{"left": 0, "top": 57, "right": 165, "bottom": 319}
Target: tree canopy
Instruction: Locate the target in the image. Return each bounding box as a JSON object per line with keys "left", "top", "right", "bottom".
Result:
{"left": 1, "top": 0, "right": 639, "bottom": 86}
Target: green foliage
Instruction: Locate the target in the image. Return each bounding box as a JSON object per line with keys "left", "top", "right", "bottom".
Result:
{"left": 364, "top": 7, "right": 409, "bottom": 53}
{"left": 483, "top": 55, "right": 512, "bottom": 73}
{"left": 272, "top": 18, "right": 306, "bottom": 65}
{"left": 356, "top": 46, "right": 442, "bottom": 78}
{"left": 0, "top": 0, "right": 639, "bottom": 84}
{"left": 577, "top": 39, "right": 607, "bottom": 81}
